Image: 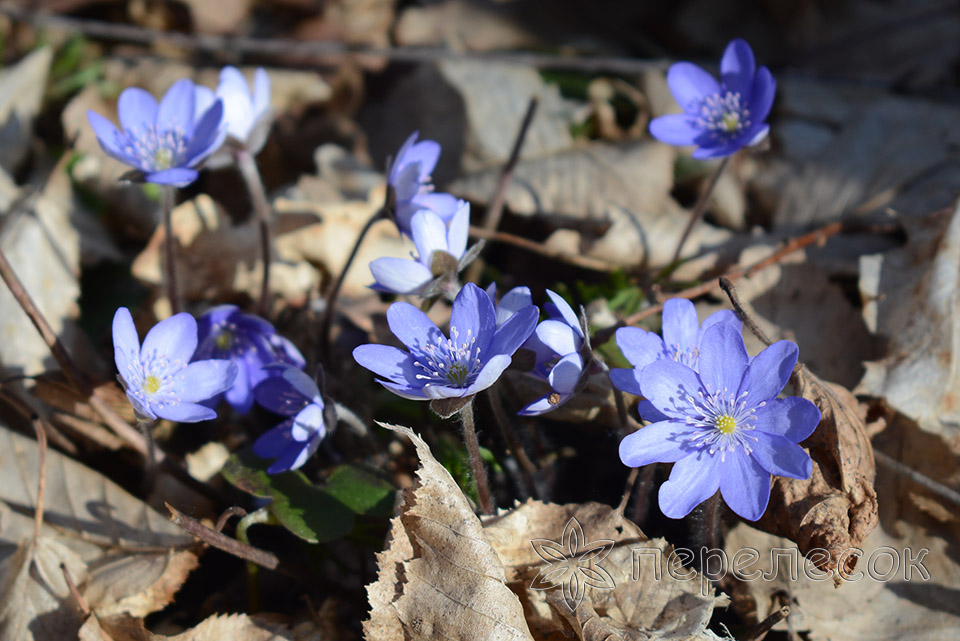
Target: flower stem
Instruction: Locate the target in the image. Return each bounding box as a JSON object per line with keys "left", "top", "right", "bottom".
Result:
{"left": 459, "top": 400, "right": 494, "bottom": 515}
{"left": 486, "top": 385, "right": 538, "bottom": 499}
{"left": 236, "top": 507, "right": 274, "bottom": 613}
{"left": 671, "top": 156, "right": 730, "bottom": 265}
{"left": 235, "top": 149, "right": 273, "bottom": 318}
{"left": 161, "top": 186, "right": 181, "bottom": 314}
{"left": 701, "top": 490, "right": 721, "bottom": 552}
{"left": 136, "top": 418, "right": 158, "bottom": 494}
{"left": 318, "top": 198, "right": 387, "bottom": 361}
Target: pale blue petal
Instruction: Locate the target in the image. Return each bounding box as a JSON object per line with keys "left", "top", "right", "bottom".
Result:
{"left": 388, "top": 131, "right": 419, "bottom": 184}
{"left": 648, "top": 114, "right": 701, "bottom": 146}
{"left": 117, "top": 87, "right": 157, "bottom": 133}
{"left": 699, "top": 309, "right": 741, "bottom": 336}
{"left": 667, "top": 62, "right": 720, "bottom": 112}
{"left": 414, "top": 192, "right": 461, "bottom": 223}
{"left": 157, "top": 401, "right": 217, "bottom": 423}
{"left": 463, "top": 354, "right": 512, "bottom": 396}
{"left": 697, "top": 323, "right": 748, "bottom": 396}
{"left": 292, "top": 403, "right": 325, "bottom": 441}
{"left": 87, "top": 111, "right": 131, "bottom": 163}
{"left": 156, "top": 78, "right": 195, "bottom": 134}
{"left": 738, "top": 340, "right": 798, "bottom": 406}
{"left": 750, "top": 432, "right": 812, "bottom": 480}
{"left": 175, "top": 360, "right": 238, "bottom": 403}
{"left": 496, "top": 287, "right": 533, "bottom": 326}
{"left": 719, "top": 450, "right": 771, "bottom": 521}
{"left": 609, "top": 367, "right": 642, "bottom": 396}
{"left": 619, "top": 420, "right": 698, "bottom": 467}
{"left": 658, "top": 450, "right": 722, "bottom": 519}
{"left": 639, "top": 359, "right": 704, "bottom": 419}
{"left": 548, "top": 352, "right": 583, "bottom": 394}
{"left": 518, "top": 392, "right": 573, "bottom": 416}
{"left": 488, "top": 305, "right": 538, "bottom": 358}
{"left": 112, "top": 307, "right": 141, "bottom": 382}
{"left": 145, "top": 167, "right": 198, "bottom": 186}
{"left": 536, "top": 320, "right": 581, "bottom": 356}
{"left": 369, "top": 257, "right": 431, "bottom": 294}
{"left": 411, "top": 209, "right": 449, "bottom": 263}
{"left": 193, "top": 85, "right": 216, "bottom": 121}
{"left": 753, "top": 396, "right": 820, "bottom": 443}
{"left": 252, "top": 68, "right": 271, "bottom": 116}
{"left": 545, "top": 290, "right": 582, "bottom": 337}
{"left": 352, "top": 344, "right": 420, "bottom": 386}
{"left": 386, "top": 301, "right": 444, "bottom": 351}
{"left": 662, "top": 298, "right": 699, "bottom": 354}
{"left": 615, "top": 327, "right": 665, "bottom": 370}
{"left": 378, "top": 379, "right": 430, "bottom": 400}
{"left": 450, "top": 283, "right": 496, "bottom": 353}
{"left": 125, "top": 390, "right": 155, "bottom": 420}
{"left": 141, "top": 313, "right": 198, "bottom": 371}
{"left": 224, "top": 358, "right": 253, "bottom": 413}
{"left": 446, "top": 200, "right": 470, "bottom": 259}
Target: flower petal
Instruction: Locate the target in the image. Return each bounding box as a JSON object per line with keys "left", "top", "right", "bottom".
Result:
{"left": 450, "top": 283, "right": 496, "bottom": 353}
{"left": 254, "top": 369, "right": 311, "bottom": 415}
{"left": 667, "top": 62, "right": 720, "bottom": 112}
{"left": 699, "top": 309, "right": 741, "bottom": 336}
{"left": 548, "top": 352, "right": 583, "bottom": 394}
{"left": 518, "top": 392, "right": 573, "bottom": 416}
{"left": 753, "top": 396, "right": 821, "bottom": 442}
{"left": 536, "top": 320, "right": 581, "bottom": 356}
{"left": 738, "top": 340, "right": 798, "bottom": 406}
{"left": 369, "top": 257, "right": 432, "bottom": 294}
{"left": 144, "top": 167, "right": 199, "bottom": 186}
{"left": 193, "top": 85, "right": 216, "bottom": 120}
{"left": 378, "top": 379, "right": 430, "bottom": 400}
{"left": 496, "top": 286, "right": 533, "bottom": 325}
{"left": 719, "top": 450, "right": 771, "bottom": 521}
{"left": 413, "top": 192, "right": 461, "bottom": 223}
{"left": 411, "top": 209, "right": 449, "bottom": 263}
{"left": 463, "top": 354, "right": 512, "bottom": 396}
{"left": 125, "top": 390, "right": 155, "bottom": 420}
{"left": 184, "top": 99, "right": 225, "bottom": 166}
{"left": 112, "top": 307, "right": 141, "bottom": 382}
{"left": 662, "top": 298, "right": 700, "bottom": 355}
{"left": 720, "top": 38, "right": 756, "bottom": 101}
{"left": 609, "top": 367, "right": 642, "bottom": 396}
{"left": 174, "top": 360, "right": 238, "bottom": 403}
{"left": 386, "top": 301, "right": 444, "bottom": 351}
{"left": 749, "top": 66, "right": 776, "bottom": 124}
{"left": 117, "top": 87, "right": 158, "bottom": 134}
{"left": 253, "top": 418, "right": 295, "bottom": 458}
{"left": 292, "top": 403, "right": 325, "bottom": 441}
{"left": 742, "top": 123, "right": 770, "bottom": 148}
{"left": 636, "top": 399, "right": 670, "bottom": 423}
{"left": 619, "top": 420, "right": 698, "bottom": 467}
{"left": 615, "top": 327, "right": 665, "bottom": 370}
{"left": 545, "top": 290, "right": 582, "bottom": 337}
{"left": 352, "top": 344, "right": 419, "bottom": 386}
{"left": 691, "top": 140, "right": 742, "bottom": 159}
{"left": 488, "top": 305, "right": 538, "bottom": 358}
{"left": 224, "top": 358, "right": 253, "bottom": 413}
{"left": 750, "top": 432, "right": 813, "bottom": 480}
{"left": 87, "top": 111, "right": 131, "bottom": 162}
{"left": 639, "top": 359, "right": 704, "bottom": 419}
{"left": 658, "top": 450, "right": 722, "bottom": 519}
{"left": 141, "top": 313, "right": 198, "bottom": 370}
{"left": 252, "top": 67, "right": 271, "bottom": 116}
{"left": 156, "top": 78, "right": 196, "bottom": 134}
{"left": 648, "top": 114, "right": 701, "bottom": 146}
{"left": 388, "top": 131, "right": 419, "bottom": 183}
{"left": 403, "top": 139, "right": 441, "bottom": 181}
{"left": 697, "top": 322, "right": 748, "bottom": 396}
{"left": 445, "top": 200, "right": 470, "bottom": 259}
{"left": 157, "top": 401, "right": 217, "bottom": 423}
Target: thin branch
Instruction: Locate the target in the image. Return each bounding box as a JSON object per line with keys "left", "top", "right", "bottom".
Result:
{"left": 460, "top": 401, "right": 494, "bottom": 515}
{"left": 743, "top": 606, "right": 790, "bottom": 641}
{"left": 166, "top": 503, "right": 279, "bottom": 570}
{"left": 874, "top": 450, "right": 960, "bottom": 508}
{"left": 215, "top": 506, "right": 248, "bottom": 533}
{"left": 718, "top": 277, "right": 773, "bottom": 346}
{"left": 616, "top": 467, "right": 639, "bottom": 516}
{"left": 0, "top": 386, "right": 77, "bottom": 454}
{"left": 60, "top": 563, "right": 90, "bottom": 617}
{"left": 465, "top": 97, "right": 539, "bottom": 283}
{"left": 236, "top": 149, "right": 273, "bottom": 317}
{"left": 486, "top": 385, "right": 537, "bottom": 499}
{"left": 467, "top": 225, "right": 617, "bottom": 272}
{"left": 671, "top": 157, "right": 729, "bottom": 265}
{"left": 30, "top": 414, "right": 47, "bottom": 541}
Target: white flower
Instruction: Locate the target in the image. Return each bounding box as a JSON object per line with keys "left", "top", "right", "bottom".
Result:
{"left": 195, "top": 66, "right": 271, "bottom": 167}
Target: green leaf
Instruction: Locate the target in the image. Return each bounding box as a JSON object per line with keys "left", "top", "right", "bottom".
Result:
{"left": 322, "top": 464, "right": 395, "bottom": 517}
{"left": 221, "top": 449, "right": 355, "bottom": 544}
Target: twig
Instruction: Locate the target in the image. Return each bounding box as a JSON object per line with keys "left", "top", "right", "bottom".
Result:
{"left": 743, "top": 606, "right": 790, "bottom": 641}
{"left": 671, "top": 157, "right": 729, "bottom": 265}
{"left": 465, "top": 97, "right": 539, "bottom": 283}
{"left": 486, "top": 385, "right": 537, "bottom": 499}
{"left": 60, "top": 563, "right": 90, "bottom": 617}
{"left": 631, "top": 464, "right": 657, "bottom": 526}
{"left": 215, "top": 506, "right": 248, "bottom": 533}
{"left": 460, "top": 400, "right": 494, "bottom": 515}
{"left": 718, "top": 277, "right": 773, "bottom": 346}
{"left": 616, "top": 467, "right": 639, "bottom": 516}
{"left": 467, "top": 226, "right": 617, "bottom": 272}
{"left": 874, "top": 450, "right": 960, "bottom": 508}
{"left": 161, "top": 186, "right": 180, "bottom": 314}
{"left": 0, "top": 6, "right": 670, "bottom": 76}
{"left": 235, "top": 149, "right": 273, "bottom": 317}
{"left": 30, "top": 414, "right": 47, "bottom": 541}
{"left": 0, "top": 386, "right": 77, "bottom": 454}
{"left": 318, "top": 196, "right": 388, "bottom": 361}
{"left": 166, "top": 502, "right": 279, "bottom": 570}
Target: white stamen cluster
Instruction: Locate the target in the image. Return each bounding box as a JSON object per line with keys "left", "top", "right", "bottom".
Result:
{"left": 120, "top": 122, "right": 189, "bottom": 171}
{"left": 668, "top": 343, "right": 699, "bottom": 368}
{"left": 682, "top": 387, "right": 764, "bottom": 461}
{"left": 413, "top": 326, "right": 483, "bottom": 389}
{"left": 123, "top": 346, "right": 186, "bottom": 409}
{"left": 693, "top": 91, "right": 752, "bottom": 137}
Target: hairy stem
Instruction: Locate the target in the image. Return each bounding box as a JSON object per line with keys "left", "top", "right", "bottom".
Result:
{"left": 671, "top": 156, "right": 730, "bottom": 265}
{"left": 161, "top": 186, "right": 181, "bottom": 314}
{"left": 236, "top": 507, "right": 275, "bottom": 613}
{"left": 460, "top": 400, "right": 494, "bottom": 515}
{"left": 235, "top": 149, "right": 273, "bottom": 317}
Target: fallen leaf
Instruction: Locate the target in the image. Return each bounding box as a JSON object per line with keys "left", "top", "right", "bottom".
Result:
{"left": 0, "top": 47, "right": 53, "bottom": 172}
{"left": 363, "top": 422, "right": 534, "bottom": 641}
{"left": 79, "top": 612, "right": 318, "bottom": 641}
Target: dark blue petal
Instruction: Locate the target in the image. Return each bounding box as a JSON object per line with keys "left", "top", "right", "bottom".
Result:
{"left": 253, "top": 418, "right": 295, "bottom": 458}
{"left": 185, "top": 99, "right": 225, "bottom": 167}
{"left": 648, "top": 114, "right": 701, "bottom": 146}
{"left": 156, "top": 78, "right": 196, "bottom": 135}
{"left": 488, "top": 305, "right": 538, "bottom": 358}
{"left": 352, "top": 344, "right": 420, "bottom": 386}
{"left": 748, "top": 67, "right": 776, "bottom": 125}
{"left": 666, "top": 62, "right": 720, "bottom": 112}
{"left": 609, "top": 367, "right": 642, "bottom": 396}
{"left": 157, "top": 401, "right": 217, "bottom": 423}
{"left": 720, "top": 38, "right": 756, "bottom": 101}
{"left": 450, "top": 282, "right": 496, "bottom": 354}
{"left": 145, "top": 167, "right": 199, "bottom": 186}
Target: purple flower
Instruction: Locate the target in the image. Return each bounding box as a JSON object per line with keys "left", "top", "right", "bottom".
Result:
{"left": 112, "top": 307, "right": 237, "bottom": 422}
{"left": 193, "top": 305, "right": 306, "bottom": 414}
{"left": 369, "top": 200, "right": 470, "bottom": 296}
{"left": 388, "top": 131, "right": 460, "bottom": 235}
{"left": 485, "top": 283, "right": 534, "bottom": 327}
{"left": 618, "top": 323, "right": 820, "bottom": 520}
{"left": 87, "top": 79, "right": 226, "bottom": 186}
{"left": 649, "top": 39, "right": 775, "bottom": 159}
{"left": 610, "top": 298, "right": 740, "bottom": 420}
{"left": 518, "top": 290, "right": 589, "bottom": 416}
{"left": 252, "top": 365, "right": 326, "bottom": 474}
{"left": 353, "top": 282, "right": 538, "bottom": 400}
{"left": 195, "top": 66, "right": 271, "bottom": 167}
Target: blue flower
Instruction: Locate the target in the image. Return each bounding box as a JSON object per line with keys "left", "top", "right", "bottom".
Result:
{"left": 87, "top": 78, "right": 226, "bottom": 186}
{"left": 518, "top": 290, "right": 589, "bottom": 416}
{"left": 649, "top": 39, "right": 775, "bottom": 159}
{"left": 112, "top": 307, "right": 237, "bottom": 422}
{"left": 353, "top": 282, "right": 538, "bottom": 400}
{"left": 252, "top": 365, "right": 327, "bottom": 474}
{"left": 193, "top": 305, "right": 306, "bottom": 414}
{"left": 610, "top": 298, "right": 740, "bottom": 420}
{"left": 388, "top": 131, "right": 460, "bottom": 235}
{"left": 195, "top": 66, "right": 271, "bottom": 167}
{"left": 618, "top": 323, "right": 821, "bottom": 521}
{"left": 485, "top": 283, "right": 534, "bottom": 327}
{"left": 369, "top": 200, "right": 470, "bottom": 295}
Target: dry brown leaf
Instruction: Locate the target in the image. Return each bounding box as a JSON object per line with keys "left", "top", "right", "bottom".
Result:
{"left": 754, "top": 370, "right": 878, "bottom": 575}
{"left": 363, "top": 422, "right": 534, "bottom": 641}
{"left": 484, "top": 500, "right": 725, "bottom": 641}
{"left": 858, "top": 202, "right": 960, "bottom": 452}
{"left": 79, "top": 612, "right": 318, "bottom": 641}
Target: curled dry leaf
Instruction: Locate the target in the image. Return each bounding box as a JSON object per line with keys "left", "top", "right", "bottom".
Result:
{"left": 364, "top": 422, "right": 534, "bottom": 641}
{"left": 754, "top": 369, "right": 878, "bottom": 576}
{"left": 78, "top": 612, "right": 322, "bottom": 641}
{"left": 484, "top": 500, "right": 725, "bottom": 641}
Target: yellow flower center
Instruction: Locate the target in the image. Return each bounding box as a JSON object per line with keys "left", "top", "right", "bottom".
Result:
{"left": 721, "top": 112, "right": 740, "bottom": 132}
{"left": 216, "top": 331, "right": 233, "bottom": 350}
{"left": 716, "top": 414, "right": 737, "bottom": 435}
{"left": 143, "top": 375, "right": 162, "bottom": 395}
{"left": 154, "top": 148, "right": 173, "bottom": 169}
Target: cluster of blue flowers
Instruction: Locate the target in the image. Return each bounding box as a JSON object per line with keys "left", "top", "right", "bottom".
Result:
{"left": 102, "top": 40, "right": 820, "bottom": 523}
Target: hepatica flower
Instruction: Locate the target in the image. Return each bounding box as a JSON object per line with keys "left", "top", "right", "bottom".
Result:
{"left": 112, "top": 307, "right": 237, "bottom": 422}
{"left": 485, "top": 283, "right": 534, "bottom": 327}
{"left": 193, "top": 305, "right": 306, "bottom": 414}
{"left": 618, "top": 323, "right": 821, "bottom": 521}
{"left": 253, "top": 365, "right": 327, "bottom": 474}
{"left": 87, "top": 78, "right": 226, "bottom": 186}
{"left": 353, "top": 282, "right": 538, "bottom": 401}
{"left": 369, "top": 200, "right": 470, "bottom": 296}
{"left": 195, "top": 66, "right": 271, "bottom": 167}
{"left": 649, "top": 38, "right": 775, "bottom": 159}
{"left": 519, "top": 290, "right": 590, "bottom": 416}
{"left": 388, "top": 131, "right": 460, "bottom": 235}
